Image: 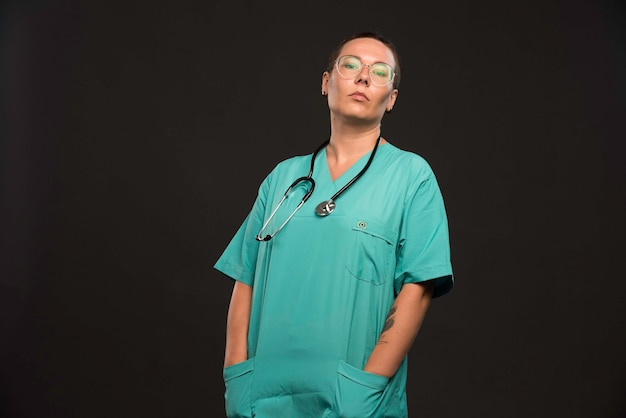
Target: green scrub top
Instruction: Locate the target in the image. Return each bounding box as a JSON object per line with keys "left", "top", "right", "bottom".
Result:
{"left": 215, "top": 142, "right": 454, "bottom": 418}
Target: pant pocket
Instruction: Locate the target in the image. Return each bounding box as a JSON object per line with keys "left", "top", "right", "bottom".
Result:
{"left": 335, "top": 360, "right": 389, "bottom": 418}
{"left": 223, "top": 357, "right": 255, "bottom": 418}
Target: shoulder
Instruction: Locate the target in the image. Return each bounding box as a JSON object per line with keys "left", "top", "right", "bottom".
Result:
{"left": 383, "top": 143, "right": 436, "bottom": 179}
{"left": 269, "top": 153, "right": 310, "bottom": 176}
{"left": 274, "top": 153, "right": 310, "bottom": 170}
{"left": 261, "top": 153, "right": 311, "bottom": 187}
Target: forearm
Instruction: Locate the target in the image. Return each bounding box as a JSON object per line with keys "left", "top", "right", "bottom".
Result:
{"left": 363, "top": 281, "right": 434, "bottom": 378}
{"left": 224, "top": 280, "right": 252, "bottom": 367}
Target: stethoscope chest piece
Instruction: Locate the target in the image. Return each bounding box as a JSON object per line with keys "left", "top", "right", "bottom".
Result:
{"left": 315, "top": 200, "right": 336, "bottom": 217}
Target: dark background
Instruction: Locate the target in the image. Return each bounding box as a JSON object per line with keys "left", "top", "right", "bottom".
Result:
{"left": 1, "top": 0, "right": 625, "bottom": 417}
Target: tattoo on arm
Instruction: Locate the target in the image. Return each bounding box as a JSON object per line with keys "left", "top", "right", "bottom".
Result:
{"left": 376, "top": 305, "right": 398, "bottom": 345}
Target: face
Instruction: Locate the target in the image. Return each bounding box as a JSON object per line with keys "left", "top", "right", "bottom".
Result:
{"left": 322, "top": 37, "right": 399, "bottom": 124}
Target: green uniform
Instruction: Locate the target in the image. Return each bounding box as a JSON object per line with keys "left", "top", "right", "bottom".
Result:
{"left": 215, "top": 142, "right": 454, "bottom": 417}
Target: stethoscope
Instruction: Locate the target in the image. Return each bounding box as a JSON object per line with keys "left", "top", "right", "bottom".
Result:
{"left": 255, "top": 134, "right": 382, "bottom": 241}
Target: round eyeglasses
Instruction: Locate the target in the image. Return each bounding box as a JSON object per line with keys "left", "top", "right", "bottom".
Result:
{"left": 335, "top": 55, "right": 395, "bottom": 86}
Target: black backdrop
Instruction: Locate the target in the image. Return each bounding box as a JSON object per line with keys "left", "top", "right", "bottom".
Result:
{"left": 1, "top": 0, "right": 625, "bottom": 417}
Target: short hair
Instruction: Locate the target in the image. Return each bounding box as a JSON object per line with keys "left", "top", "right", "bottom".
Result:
{"left": 325, "top": 31, "right": 402, "bottom": 89}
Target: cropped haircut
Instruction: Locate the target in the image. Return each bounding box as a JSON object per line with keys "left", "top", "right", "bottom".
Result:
{"left": 325, "top": 31, "right": 402, "bottom": 89}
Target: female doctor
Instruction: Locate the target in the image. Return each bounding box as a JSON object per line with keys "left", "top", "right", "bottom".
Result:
{"left": 214, "top": 31, "right": 454, "bottom": 417}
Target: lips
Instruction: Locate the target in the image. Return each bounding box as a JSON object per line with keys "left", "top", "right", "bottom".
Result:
{"left": 349, "top": 92, "right": 369, "bottom": 101}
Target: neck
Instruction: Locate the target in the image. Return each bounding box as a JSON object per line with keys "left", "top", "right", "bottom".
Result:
{"left": 326, "top": 129, "right": 383, "bottom": 164}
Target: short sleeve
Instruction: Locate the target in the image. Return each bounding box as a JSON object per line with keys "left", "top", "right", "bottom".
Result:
{"left": 213, "top": 175, "right": 270, "bottom": 286}
{"left": 394, "top": 171, "right": 454, "bottom": 298}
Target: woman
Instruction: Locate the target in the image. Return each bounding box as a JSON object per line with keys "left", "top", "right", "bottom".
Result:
{"left": 214, "top": 31, "right": 454, "bottom": 417}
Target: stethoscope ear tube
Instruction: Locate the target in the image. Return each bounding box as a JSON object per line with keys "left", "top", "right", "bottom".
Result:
{"left": 289, "top": 176, "right": 316, "bottom": 202}
{"left": 255, "top": 176, "right": 316, "bottom": 241}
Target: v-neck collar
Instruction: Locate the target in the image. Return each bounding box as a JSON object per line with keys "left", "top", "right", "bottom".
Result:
{"left": 317, "top": 144, "right": 386, "bottom": 191}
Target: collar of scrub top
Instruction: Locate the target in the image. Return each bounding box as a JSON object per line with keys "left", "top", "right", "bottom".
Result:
{"left": 255, "top": 134, "right": 382, "bottom": 242}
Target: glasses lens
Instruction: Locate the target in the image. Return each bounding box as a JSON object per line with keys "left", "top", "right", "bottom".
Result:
{"left": 335, "top": 56, "right": 394, "bottom": 86}
{"left": 369, "top": 63, "right": 394, "bottom": 86}
{"left": 336, "top": 56, "right": 362, "bottom": 78}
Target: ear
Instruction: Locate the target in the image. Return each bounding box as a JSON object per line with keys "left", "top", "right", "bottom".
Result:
{"left": 321, "top": 71, "right": 330, "bottom": 92}
{"left": 386, "top": 89, "right": 398, "bottom": 112}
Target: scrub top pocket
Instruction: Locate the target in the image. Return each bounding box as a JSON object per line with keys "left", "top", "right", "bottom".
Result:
{"left": 335, "top": 360, "right": 389, "bottom": 418}
{"left": 223, "top": 358, "right": 255, "bottom": 418}
{"left": 345, "top": 218, "right": 396, "bottom": 286}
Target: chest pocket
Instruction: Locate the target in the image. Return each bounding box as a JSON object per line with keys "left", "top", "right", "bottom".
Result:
{"left": 345, "top": 218, "right": 396, "bottom": 286}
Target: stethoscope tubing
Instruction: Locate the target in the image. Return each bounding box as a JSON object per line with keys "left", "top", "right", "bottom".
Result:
{"left": 255, "top": 134, "right": 381, "bottom": 241}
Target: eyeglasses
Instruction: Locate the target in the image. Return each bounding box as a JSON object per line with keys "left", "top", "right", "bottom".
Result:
{"left": 335, "top": 55, "right": 395, "bottom": 86}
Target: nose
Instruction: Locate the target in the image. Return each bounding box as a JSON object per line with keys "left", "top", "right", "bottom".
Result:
{"left": 356, "top": 65, "right": 370, "bottom": 86}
